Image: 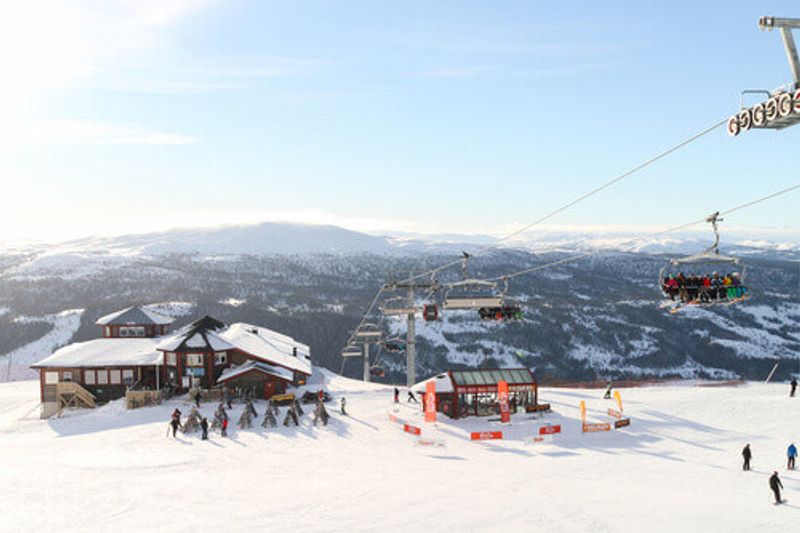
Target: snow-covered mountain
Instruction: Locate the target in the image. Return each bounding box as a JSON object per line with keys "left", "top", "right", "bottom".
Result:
{"left": 1, "top": 222, "right": 798, "bottom": 383}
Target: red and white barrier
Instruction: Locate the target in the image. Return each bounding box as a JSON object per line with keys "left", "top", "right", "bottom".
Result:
{"left": 470, "top": 431, "right": 503, "bottom": 441}
{"left": 403, "top": 424, "right": 421, "bottom": 436}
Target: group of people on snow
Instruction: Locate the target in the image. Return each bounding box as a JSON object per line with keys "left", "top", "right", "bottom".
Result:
{"left": 394, "top": 387, "right": 417, "bottom": 404}
{"left": 662, "top": 272, "right": 746, "bottom": 303}
{"left": 168, "top": 388, "right": 345, "bottom": 440}
{"left": 741, "top": 442, "right": 797, "bottom": 504}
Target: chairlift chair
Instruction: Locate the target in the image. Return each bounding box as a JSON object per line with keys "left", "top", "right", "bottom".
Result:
{"left": 379, "top": 296, "right": 417, "bottom": 316}
{"left": 442, "top": 279, "right": 504, "bottom": 310}
{"left": 658, "top": 212, "right": 748, "bottom": 306}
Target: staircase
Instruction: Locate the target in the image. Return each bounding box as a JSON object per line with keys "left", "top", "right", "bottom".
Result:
{"left": 55, "top": 382, "right": 96, "bottom": 415}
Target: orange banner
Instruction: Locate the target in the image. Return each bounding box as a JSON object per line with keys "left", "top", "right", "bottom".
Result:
{"left": 470, "top": 431, "right": 503, "bottom": 441}
{"left": 614, "top": 390, "right": 624, "bottom": 413}
{"left": 424, "top": 381, "right": 436, "bottom": 423}
{"left": 583, "top": 422, "right": 611, "bottom": 433}
{"left": 579, "top": 400, "right": 586, "bottom": 424}
{"left": 539, "top": 424, "right": 561, "bottom": 435}
{"left": 607, "top": 408, "right": 622, "bottom": 419}
{"left": 498, "top": 380, "right": 510, "bottom": 424}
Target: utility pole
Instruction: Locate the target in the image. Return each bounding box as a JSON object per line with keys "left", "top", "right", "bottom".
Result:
{"left": 406, "top": 285, "right": 416, "bottom": 387}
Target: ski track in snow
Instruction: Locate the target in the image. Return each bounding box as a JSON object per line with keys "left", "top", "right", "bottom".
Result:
{"left": 0, "top": 374, "right": 798, "bottom": 531}
{"left": 0, "top": 309, "right": 84, "bottom": 381}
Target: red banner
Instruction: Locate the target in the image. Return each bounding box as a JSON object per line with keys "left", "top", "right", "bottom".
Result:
{"left": 388, "top": 413, "right": 398, "bottom": 423}
{"left": 424, "top": 381, "right": 436, "bottom": 424}
{"left": 403, "top": 424, "right": 421, "bottom": 436}
{"left": 582, "top": 422, "right": 611, "bottom": 433}
{"left": 615, "top": 418, "right": 631, "bottom": 429}
{"left": 539, "top": 424, "right": 561, "bottom": 435}
{"left": 498, "top": 380, "right": 510, "bottom": 424}
{"left": 607, "top": 408, "right": 622, "bottom": 419}
{"left": 470, "top": 431, "right": 503, "bottom": 441}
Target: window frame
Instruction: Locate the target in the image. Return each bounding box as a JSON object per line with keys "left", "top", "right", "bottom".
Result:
{"left": 109, "top": 369, "right": 122, "bottom": 385}
{"left": 45, "top": 371, "right": 59, "bottom": 385}
{"left": 84, "top": 370, "right": 96, "bottom": 385}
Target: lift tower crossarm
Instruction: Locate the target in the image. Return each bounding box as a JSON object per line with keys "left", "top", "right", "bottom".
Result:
{"left": 759, "top": 16, "right": 800, "bottom": 87}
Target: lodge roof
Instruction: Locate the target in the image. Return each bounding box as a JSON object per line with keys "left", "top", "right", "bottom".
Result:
{"left": 218, "top": 360, "right": 294, "bottom": 383}
{"left": 156, "top": 316, "right": 234, "bottom": 352}
{"left": 96, "top": 306, "right": 173, "bottom": 326}
{"left": 413, "top": 368, "right": 535, "bottom": 394}
{"left": 218, "top": 322, "right": 311, "bottom": 376}
{"left": 31, "top": 338, "right": 163, "bottom": 368}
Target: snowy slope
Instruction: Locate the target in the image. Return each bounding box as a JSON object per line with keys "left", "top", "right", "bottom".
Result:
{"left": 0, "top": 309, "right": 84, "bottom": 381}
{"left": 0, "top": 375, "right": 798, "bottom": 532}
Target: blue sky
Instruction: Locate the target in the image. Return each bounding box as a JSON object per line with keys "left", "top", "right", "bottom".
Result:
{"left": 0, "top": 1, "right": 798, "bottom": 242}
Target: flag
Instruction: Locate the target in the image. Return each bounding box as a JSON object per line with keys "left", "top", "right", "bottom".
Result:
{"left": 614, "top": 390, "right": 624, "bottom": 413}
{"left": 498, "top": 380, "right": 510, "bottom": 424}
{"left": 424, "top": 381, "right": 436, "bottom": 423}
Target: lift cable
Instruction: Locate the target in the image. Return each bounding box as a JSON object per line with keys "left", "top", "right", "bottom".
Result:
{"left": 392, "top": 117, "right": 728, "bottom": 287}
{"left": 482, "top": 182, "right": 800, "bottom": 282}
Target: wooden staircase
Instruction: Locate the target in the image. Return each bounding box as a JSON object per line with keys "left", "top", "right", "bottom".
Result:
{"left": 56, "top": 382, "right": 96, "bottom": 415}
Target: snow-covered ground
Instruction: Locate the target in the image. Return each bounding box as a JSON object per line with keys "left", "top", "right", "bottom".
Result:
{"left": 0, "top": 374, "right": 798, "bottom": 532}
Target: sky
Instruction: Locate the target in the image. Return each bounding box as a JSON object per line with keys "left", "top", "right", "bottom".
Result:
{"left": 0, "top": 1, "right": 798, "bottom": 243}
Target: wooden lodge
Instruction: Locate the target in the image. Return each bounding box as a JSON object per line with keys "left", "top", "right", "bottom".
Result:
{"left": 31, "top": 305, "right": 312, "bottom": 418}
{"left": 412, "top": 368, "right": 540, "bottom": 419}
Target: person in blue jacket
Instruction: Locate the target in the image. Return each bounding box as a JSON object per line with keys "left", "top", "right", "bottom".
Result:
{"left": 788, "top": 443, "right": 797, "bottom": 470}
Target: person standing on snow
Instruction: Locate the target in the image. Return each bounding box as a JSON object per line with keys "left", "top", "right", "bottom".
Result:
{"left": 742, "top": 444, "right": 752, "bottom": 471}
{"left": 788, "top": 443, "right": 797, "bottom": 470}
{"left": 769, "top": 471, "right": 784, "bottom": 504}
{"left": 340, "top": 397, "right": 347, "bottom": 415}
{"left": 194, "top": 389, "right": 202, "bottom": 408}
{"left": 169, "top": 415, "right": 182, "bottom": 438}
{"left": 221, "top": 417, "right": 228, "bottom": 437}
{"left": 603, "top": 382, "right": 613, "bottom": 400}
{"left": 200, "top": 417, "right": 209, "bottom": 440}
{"left": 394, "top": 387, "right": 399, "bottom": 404}
{"left": 791, "top": 379, "right": 798, "bottom": 398}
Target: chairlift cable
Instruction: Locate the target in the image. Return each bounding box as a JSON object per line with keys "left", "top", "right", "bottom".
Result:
{"left": 393, "top": 117, "right": 728, "bottom": 286}
{"left": 485, "top": 182, "right": 800, "bottom": 282}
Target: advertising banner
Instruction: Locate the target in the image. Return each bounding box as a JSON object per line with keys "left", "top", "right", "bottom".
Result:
{"left": 614, "top": 390, "right": 624, "bottom": 413}
{"left": 424, "top": 381, "right": 436, "bottom": 424}
{"left": 470, "top": 431, "right": 503, "bottom": 441}
{"left": 498, "top": 380, "right": 510, "bottom": 424}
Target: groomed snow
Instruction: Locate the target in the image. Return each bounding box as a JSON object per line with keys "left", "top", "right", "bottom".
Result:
{"left": 0, "top": 374, "right": 798, "bottom": 532}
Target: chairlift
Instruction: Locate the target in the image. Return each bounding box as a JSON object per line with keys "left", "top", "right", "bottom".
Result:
{"left": 728, "top": 16, "right": 800, "bottom": 136}
{"left": 383, "top": 338, "right": 406, "bottom": 353}
{"left": 341, "top": 345, "right": 362, "bottom": 358}
{"left": 658, "top": 212, "right": 748, "bottom": 307}
{"left": 442, "top": 279, "right": 504, "bottom": 310}
{"left": 353, "top": 323, "right": 383, "bottom": 340}
{"left": 379, "top": 296, "right": 417, "bottom": 316}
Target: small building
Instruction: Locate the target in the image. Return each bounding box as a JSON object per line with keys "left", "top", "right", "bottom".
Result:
{"left": 412, "top": 368, "right": 538, "bottom": 419}
{"left": 31, "top": 306, "right": 312, "bottom": 417}
{"left": 96, "top": 306, "right": 174, "bottom": 338}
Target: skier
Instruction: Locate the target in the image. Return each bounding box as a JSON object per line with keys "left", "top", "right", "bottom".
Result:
{"left": 407, "top": 391, "right": 418, "bottom": 403}
{"left": 200, "top": 417, "right": 209, "bottom": 440}
{"left": 769, "top": 471, "right": 784, "bottom": 504}
{"left": 788, "top": 443, "right": 797, "bottom": 470}
{"left": 603, "top": 382, "right": 613, "bottom": 400}
{"left": 169, "top": 415, "right": 182, "bottom": 438}
{"left": 317, "top": 389, "right": 324, "bottom": 403}
{"left": 394, "top": 387, "right": 399, "bottom": 404}
{"left": 742, "top": 444, "right": 752, "bottom": 471}
{"left": 221, "top": 417, "right": 228, "bottom": 437}
{"left": 194, "top": 389, "right": 201, "bottom": 408}
{"left": 340, "top": 397, "right": 347, "bottom": 415}
{"left": 791, "top": 378, "right": 798, "bottom": 398}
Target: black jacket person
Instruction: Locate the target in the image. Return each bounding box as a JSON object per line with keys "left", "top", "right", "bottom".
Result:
{"left": 742, "top": 444, "right": 752, "bottom": 471}
{"left": 769, "top": 471, "right": 783, "bottom": 504}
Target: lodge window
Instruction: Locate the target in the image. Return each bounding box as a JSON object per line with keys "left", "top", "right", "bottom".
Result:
{"left": 84, "top": 370, "right": 96, "bottom": 385}
{"left": 123, "top": 369, "right": 134, "bottom": 384}
{"left": 186, "top": 354, "right": 204, "bottom": 367}
{"left": 109, "top": 370, "right": 122, "bottom": 385}
{"left": 214, "top": 352, "right": 227, "bottom": 365}
{"left": 97, "top": 370, "right": 109, "bottom": 385}
{"left": 45, "top": 372, "right": 59, "bottom": 385}
{"left": 105, "top": 326, "right": 111, "bottom": 337}
{"left": 166, "top": 352, "right": 177, "bottom": 365}
{"left": 119, "top": 326, "right": 145, "bottom": 337}
{"left": 62, "top": 371, "right": 73, "bottom": 382}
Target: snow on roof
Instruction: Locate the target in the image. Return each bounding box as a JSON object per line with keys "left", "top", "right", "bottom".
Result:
{"left": 218, "top": 322, "right": 311, "bottom": 376}
{"left": 218, "top": 360, "right": 294, "bottom": 383}
{"left": 412, "top": 373, "right": 455, "bottom": 394}
{"left": 31, "top": 338, "right": 163, "bottom": 368}
{"left": 96, "top": 306, "right": 174, "bottom": 326}
{"left": 155, "top": 316, "right": 235, "bottom": 352}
